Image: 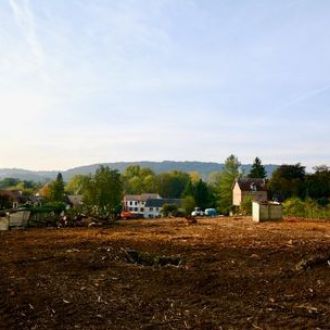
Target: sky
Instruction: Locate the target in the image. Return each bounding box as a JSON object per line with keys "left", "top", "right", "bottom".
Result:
{"left": 0, "top": 0, "right": 329, "bottom": 170}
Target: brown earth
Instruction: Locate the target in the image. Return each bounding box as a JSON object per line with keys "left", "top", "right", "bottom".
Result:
{"left": 0, "top": 217, "right": 330, "bottom": 330}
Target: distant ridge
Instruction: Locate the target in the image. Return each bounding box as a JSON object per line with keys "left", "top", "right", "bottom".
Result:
{"left": 0, "top": 161, "right": 279, "bottom": 182}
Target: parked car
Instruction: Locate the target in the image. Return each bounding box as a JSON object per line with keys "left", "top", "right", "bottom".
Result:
{"left": 120, "top": 211, "right": 144, "bottom": 220}
{"left": 204, "top": 208, "right": 217, "bottom": 217}
{"left": 191, "top": 207, "right": 204, "bottom": 217}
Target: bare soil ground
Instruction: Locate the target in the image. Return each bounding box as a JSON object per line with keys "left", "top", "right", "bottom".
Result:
{"left": 0, "top": 217, "right": 330, "bottom": 330}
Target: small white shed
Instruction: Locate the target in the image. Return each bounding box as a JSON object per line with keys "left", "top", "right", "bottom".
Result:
{"left": 252, "top": 201, "right": 282, "bottom": 222}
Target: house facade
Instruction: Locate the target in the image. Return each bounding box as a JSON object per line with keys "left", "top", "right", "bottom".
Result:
{"left": 123, "top": 193, "right": 180, "bottom": 218}
{"left": 123, "top": 193, "right": 161, "bottom": 216}
{"left": 232, "top": 178, "right": 268, "bottom": 206}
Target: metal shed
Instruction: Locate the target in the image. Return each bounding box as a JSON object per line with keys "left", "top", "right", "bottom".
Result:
{"left": 252, "top": 201, "right": 283, "bottom": 222}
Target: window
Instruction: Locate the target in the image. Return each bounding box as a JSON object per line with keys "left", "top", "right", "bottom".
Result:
{"left": 149, "top": 207, "right": 153, "bottom": 211}
{"left": 129, "top": 207, "right": 133, "bottom": 211}
{"left": 129, "top": 201, "right": 133, "bottom": 206}
{"left": 134, "top": 201, "right": 138, "bottom": 205}
{"left": 140, "top": 208, "right": 144, "bottom": 212}
{"left": 134, "top": 207, "right": 138, "bottom": 211}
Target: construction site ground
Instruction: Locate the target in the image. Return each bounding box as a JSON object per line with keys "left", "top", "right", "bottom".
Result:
{"left": 0, "top": 217, "right": 329, "bottom": 329}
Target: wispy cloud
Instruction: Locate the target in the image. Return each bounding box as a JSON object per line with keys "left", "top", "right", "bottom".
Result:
{"left": 277, "top": 83, "right": 330, "bottom": 111}
{"left": 8, "top": 0, "right": 46, "bottom": 77}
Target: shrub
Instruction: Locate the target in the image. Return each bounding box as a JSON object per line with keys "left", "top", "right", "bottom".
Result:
{"left": 283, "top": 197, "right": 330, "bottom": 219}
{"left": 240, "top": 196, "right": 253, "bottom": 215}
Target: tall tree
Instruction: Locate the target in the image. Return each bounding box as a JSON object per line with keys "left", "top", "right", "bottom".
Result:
{"left": 194, "top": 179, "right": 211, "bottom": 209}
{"left": 48, "top": 173, "right": 65, "bottom": 202}
{"left": 216, "top": 155, "right": 241, "bottom": 214}
{"left": 248, "top": 157, "right": 267, "bottom": 178}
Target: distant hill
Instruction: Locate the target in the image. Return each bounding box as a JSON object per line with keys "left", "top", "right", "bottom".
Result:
{"left": 0, "top": 161, "right": 279, "bottom": 182}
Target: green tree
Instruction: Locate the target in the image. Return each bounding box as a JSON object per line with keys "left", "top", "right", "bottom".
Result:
{"left": 48, "top": 173, "right": 65, "bottom": 202}
{"left": 162, "top": 203, "right": 179, "bottom": 217}
{"left": 66, "top": 175, "right": 90, "bottom": 195}
{"left": 181, "top": 196, "right": 196, "bottom": 215}
{"left": 83, "top": 166, "right": 123, "bottom": 221}
{"left": 269, "top": 164, "right": 305, "bottom": 201}
{"left": 123, "top": 165, "right": 156, "bottom": 194}
{"left": 216, "top": 155, "right": 241, "bottom": 214}
{"left": 156, "top": 171, "right": 190, "bottom": 198}
{"left": 248, "top": 157, "right": 267, "bottom": 179}
{"left": 182, "top": 180, "right": 194, "bottom": 197}
{"left": 0, "top": 178, "right": 20, "bottom": 189}
{"left": 305, "top": 166, "right": 330, "bottom": 204}
{"left": 194, "top": 179, "right": 210, "bottom": 209}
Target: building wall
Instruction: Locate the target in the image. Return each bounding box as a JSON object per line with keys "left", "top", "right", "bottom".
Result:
{"left": 242, "top": 191, "right": 268, "bottom": 203}
{"left": 232, "top": 182, "right": 242, "bottom": 206}
{"left": 144, "top": 207, "right": 161, "bottom": 218}
{"left": 124, "top": 199, "right": 162, "bottom": 218}
{"left": 233, "top": 183, "right": 267, "bottom": 206}
{"left": 252, "top": 202, "right": 283, "bottom": 222}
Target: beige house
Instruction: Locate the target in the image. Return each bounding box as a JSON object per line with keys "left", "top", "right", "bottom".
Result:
{"left": 232, "top": 178, "right": 268, "bottom": 206}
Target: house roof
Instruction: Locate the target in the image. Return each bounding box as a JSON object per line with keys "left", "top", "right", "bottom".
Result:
{"left": 0, "top": 189, "right": 26, "bottom": 203}
{"left": 124, "top": 193, "right": 161, "bottom": 202}
{"left": 235, "top": 178, "right": 267, "bottom": 192}
{"left": 145, "top": 198, "right": 181, "bottom": 207}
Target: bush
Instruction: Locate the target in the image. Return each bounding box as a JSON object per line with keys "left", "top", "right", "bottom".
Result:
{"left": 162, "top": 204, "right": 179, "bottom": 217}
{"left": 283, "top": 197, "right": 330, "bottom": 219}
{"left": 29, "top": 202, "right": 67, "bottom": 215}
{"left": 283, "top": 197, "right": 305, "bottom": 217}
{"left": 240, "top": 196, "right": 253, "bottom": 216}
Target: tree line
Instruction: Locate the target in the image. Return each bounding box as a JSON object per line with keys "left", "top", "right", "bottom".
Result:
{"left": 1, "top": 156, "right": 329, "bottom": 219}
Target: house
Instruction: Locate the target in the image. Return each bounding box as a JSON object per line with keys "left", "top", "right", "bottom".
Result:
{"left": 232, "top": 178, "right": 268, "bottom": 207}
{"left": 123, "top": 194, "right": 181, "bottom": 218}
{"left": 123, "top": 193, "right": 161, "bottom": 214}
{"left": 0, "top": 189, "right": 27, "bottom": 209}
{"left": 144, "top": 198, "right": 181, "bottom": 218}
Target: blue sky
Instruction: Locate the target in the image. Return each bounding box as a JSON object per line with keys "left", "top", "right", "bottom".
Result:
{"left": 0, "top": 0, "right": 329, "bottom": 170}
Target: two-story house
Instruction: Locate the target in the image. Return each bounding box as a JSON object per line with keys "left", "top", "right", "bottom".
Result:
{"left": 123, "top": 194, "right": 181, "bottom": 218}
{"left": 232, "top": 178, "right": 268, "bottom": 206}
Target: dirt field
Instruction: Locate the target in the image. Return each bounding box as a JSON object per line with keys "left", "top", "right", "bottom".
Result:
{"left": 0, "top": 217, "right": 329, "bottom": 330}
